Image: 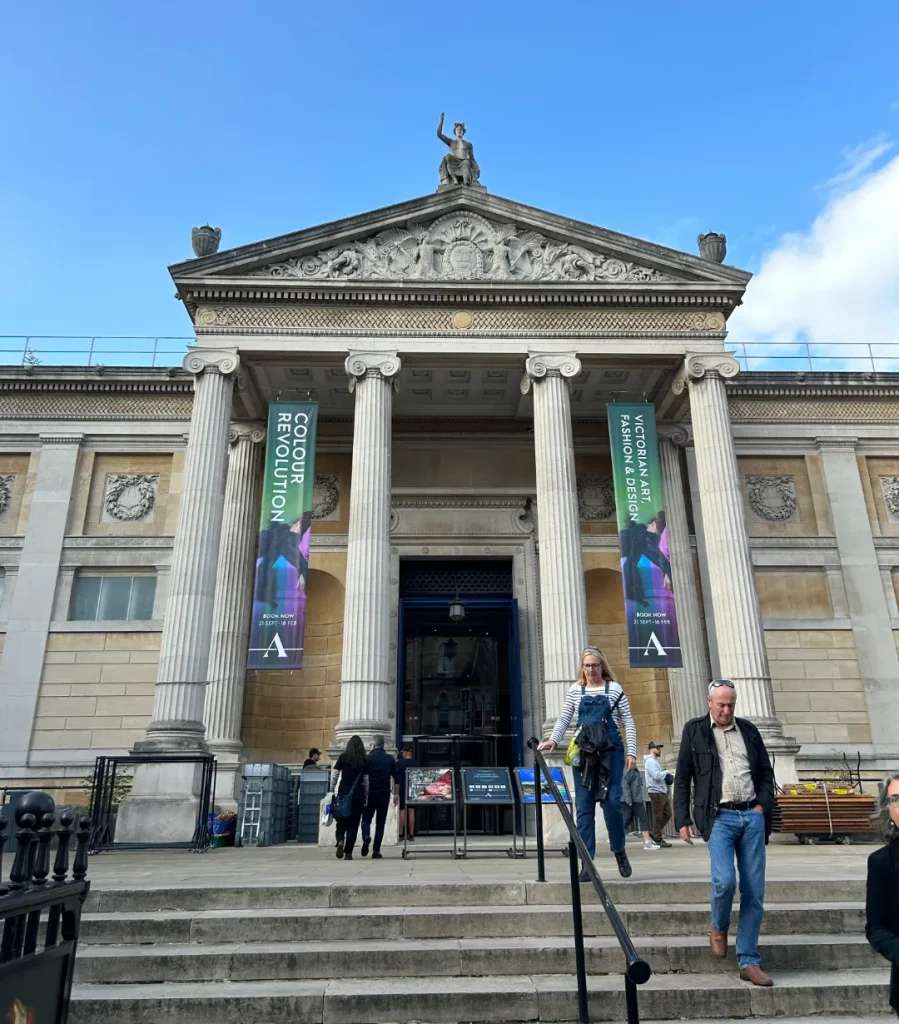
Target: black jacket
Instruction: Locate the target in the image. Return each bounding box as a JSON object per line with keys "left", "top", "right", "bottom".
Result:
{"left": 365, "top": 748, "right": 397, "bottom": 799}
{"left": 866, "top": 838, "right": 899, "bottom": 1012}
{"left": 673, "top": 715, "right": 775, "bottom": 842}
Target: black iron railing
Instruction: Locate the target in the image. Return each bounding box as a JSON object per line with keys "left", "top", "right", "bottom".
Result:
{"left": 0, "top": 792, "right": 91, "bottom": 1024}
{"left": 528, "top": 738, "right": 651, "bottom": 1024}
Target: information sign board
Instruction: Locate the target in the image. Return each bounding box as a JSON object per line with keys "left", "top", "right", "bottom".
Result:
{"left": 514, "top": 766, "right": 571, "bottom": 804}
{"left": 460, "top": 767, "right": 514, "bottom": 804}
{"left": 405, "top": 767, "right": 455, "bottom": 805}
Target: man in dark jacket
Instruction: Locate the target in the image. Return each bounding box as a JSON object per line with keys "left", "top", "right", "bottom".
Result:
{"left": 360, "top": 736, "right": 396, "bottom": 858}
{"left": 674, "top": 679, "right": 775, "bottom": 988}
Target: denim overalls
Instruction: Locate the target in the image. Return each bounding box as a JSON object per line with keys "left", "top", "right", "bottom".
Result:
{"left": 573, "top": 687, "right": 626, "bottom": 856}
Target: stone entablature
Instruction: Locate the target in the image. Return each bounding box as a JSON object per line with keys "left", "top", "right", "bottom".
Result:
{"left": 195, "top": 304, "right": 728, "bottom": 338}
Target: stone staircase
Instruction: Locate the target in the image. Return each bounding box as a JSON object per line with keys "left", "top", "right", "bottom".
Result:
{"left": 70, "top": 876, "right": 891, "bottom": 1023}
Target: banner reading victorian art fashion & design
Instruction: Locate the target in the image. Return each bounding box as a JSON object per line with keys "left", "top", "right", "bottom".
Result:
{"left": 247, "top": 402, "right": 319, "bottom": 669}
{"left": 607, "top": 402, "right": 682, "bottom": 668}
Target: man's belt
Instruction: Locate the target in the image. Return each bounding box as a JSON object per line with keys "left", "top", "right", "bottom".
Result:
{"left": 718, "top": 800, "right": 754, "bottom": 811}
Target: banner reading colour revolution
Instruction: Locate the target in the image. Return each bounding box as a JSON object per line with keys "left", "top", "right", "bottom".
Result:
{"left": 607, "top": 403, "right": 682, "bottom": 669}
{"left": 247, "top": 402, "right": 319, "bottom": 670}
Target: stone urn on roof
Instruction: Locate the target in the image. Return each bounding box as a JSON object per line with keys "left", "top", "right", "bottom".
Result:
{"left": 192, "top": 225, "right": 222, "bottom": 258}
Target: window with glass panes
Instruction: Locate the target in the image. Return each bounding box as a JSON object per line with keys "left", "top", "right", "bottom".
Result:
{"left": 69, "top": 573, "right": 156, "bottom": 621}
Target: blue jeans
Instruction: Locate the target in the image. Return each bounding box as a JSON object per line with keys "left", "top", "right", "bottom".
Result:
{"left": 707, "top": 808, "right": 766, "bottom": 967}
{"left": 573, "top": 748, "right": 626, "bottom": 856}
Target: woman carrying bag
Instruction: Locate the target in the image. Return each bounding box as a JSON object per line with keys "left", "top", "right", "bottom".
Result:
{"left": 330, "top": 735, "right": 369, "bottom": 860}
{"left": 866, "top": 772, "right": 899, "bottom": 1016}
{"left": 539, "top": 646, "right": 636, "bottom": 880}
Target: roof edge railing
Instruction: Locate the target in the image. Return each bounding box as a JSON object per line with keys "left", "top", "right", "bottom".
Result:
{"left": 528, "top": 738, "right": 651, "bottom": 1024}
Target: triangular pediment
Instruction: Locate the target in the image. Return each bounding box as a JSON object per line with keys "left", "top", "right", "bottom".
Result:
{"left": 170, "top": 189, "right": 750, "bottom": 291}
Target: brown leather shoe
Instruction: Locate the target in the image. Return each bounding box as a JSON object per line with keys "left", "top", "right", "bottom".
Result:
{"left": 739, "top": 965, "right": 773, "bottom": 987}
{"left": 708, "top": 928, "right": 728, "bottom": 958}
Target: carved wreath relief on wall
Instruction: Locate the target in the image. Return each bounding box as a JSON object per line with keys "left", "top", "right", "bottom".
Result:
{"left": 252, "top": 212, "right": 671, "bottom": 285}
{"left": 0, "top": 474, "right": 15, "bottom": 515}
{"left": 103, "top": 473, "right": 159, "bottom": 522}
{"left": 746, "top": 474, "right": 797, "bottom": 521}
{"left": 880, "top": 475, "right": 899, "bottom": 523}
{"left": 577, "top": 475, "right": 616, "bottom": 521}
{"left": 312, "top": 474, "right": 340, "bottom": 520}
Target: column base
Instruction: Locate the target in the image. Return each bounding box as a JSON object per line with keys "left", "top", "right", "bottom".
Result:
{"left": 758, "top": 731, "right": 801, "bottom": 785}
{"left": 333, "top": 716, "right": 391, "bottom": 753}
{"left": 115, "top": 760, "right": 209, "bottom": 845}
{"left": 134, "top": 717, "right": 208, "bottom": 754}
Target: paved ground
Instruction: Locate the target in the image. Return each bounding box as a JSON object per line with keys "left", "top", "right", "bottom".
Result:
{"left": 83, "top": 835, "right": 879, "bottom": 889}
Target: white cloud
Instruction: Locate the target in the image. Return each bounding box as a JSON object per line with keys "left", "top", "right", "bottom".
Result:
{"left": 729, "top": 145, "right": 899, "bottom": 370}
{"left": 820, "top": 133, "right": 894, "bottom": 191}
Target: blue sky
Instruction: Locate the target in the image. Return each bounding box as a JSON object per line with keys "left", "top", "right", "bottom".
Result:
{"left": 2, "top": 2, "right": 898, "bottom": 355}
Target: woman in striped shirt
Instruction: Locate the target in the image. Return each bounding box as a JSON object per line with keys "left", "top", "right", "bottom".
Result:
{"left": 539, "top": 646, "right": 636, "bottom": 879}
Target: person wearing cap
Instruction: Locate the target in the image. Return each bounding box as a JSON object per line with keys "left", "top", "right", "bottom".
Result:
{"left": 673, "top": 679, "right": 775, "bottom": 988}
{"left": 644, "top": 741, "right": 672, "bottom": 847}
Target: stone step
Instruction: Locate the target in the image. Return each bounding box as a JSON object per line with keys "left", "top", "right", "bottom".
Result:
{"left": 79, "top": 900, "right": 865, "bottom": 945}
{"left": 73, "top": 933, "right": 881, "bottom": 985}
{"left": 68, "top": 968, "right": 892, "bottom": 1023}
{"left": 83, "top": 876, "right": 866, "bottom": 913}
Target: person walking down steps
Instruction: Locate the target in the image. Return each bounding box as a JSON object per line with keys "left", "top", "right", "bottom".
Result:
{"left": 539, "top": 646, "right": 636, "bottom": 881}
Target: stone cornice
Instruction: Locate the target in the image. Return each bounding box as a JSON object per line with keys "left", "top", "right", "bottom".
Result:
{"left": 726, "top": 372, "right": 899, "bottom": 399}
{"left": 184, "top": 281, "right": 742, "bottom": 313}
{"left": 0, "top": 374, "right": 193, "bottom": 394}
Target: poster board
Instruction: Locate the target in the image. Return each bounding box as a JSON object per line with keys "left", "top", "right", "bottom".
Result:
{"left": 514, "top": 766, "right": 571, "bottom": 805}
{"left": 460, "top": 767, "right": 514, "bottom": 805}
{"left": 405, "top": 767, "right": 455, "bottom": 806}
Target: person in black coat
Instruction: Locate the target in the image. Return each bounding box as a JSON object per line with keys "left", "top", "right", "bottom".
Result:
{"left": 673, "top": 679, "right": 775, "bottom": 987}
{"left": 866, "top": 772, "right": 899, "bottom": 1016}
{"left": 360, "top": 736, "right": 396, "bottom": 858}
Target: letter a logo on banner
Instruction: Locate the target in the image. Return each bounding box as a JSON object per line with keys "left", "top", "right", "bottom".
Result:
{"left": 247, "top": 401, "right": 319, "bottom": 670}
{"left": 643, "top": 633, "right": 667, "bottom": 657}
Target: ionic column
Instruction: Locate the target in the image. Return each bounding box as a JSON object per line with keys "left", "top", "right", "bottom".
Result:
{"left": 658, "top": 429, "right": 711, "bottom": 736}
{"left": 335, "top": 351, "right": 401, "bottom": 746}
{"left": 204, "top": 421, "right": 265, "bottom": 803}
{"left": 674, "top": 353, "right": 797, "bottom": 774}
{"left": 521, "top": 353, "right": 587, "bottom": 730}
{"left": 137, "top": 348, "right": 239, "bottom": 752}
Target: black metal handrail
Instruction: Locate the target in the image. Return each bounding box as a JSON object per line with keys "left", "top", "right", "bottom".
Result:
{"left": 528, "top": 738, "right": 651, "bottom": 1024}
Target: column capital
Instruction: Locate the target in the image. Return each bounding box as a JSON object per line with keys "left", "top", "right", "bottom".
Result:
{"left": 183, "top": 348, "right": 240, "bottom": 377}
{"left": 657, "top": 424, "right": 691, "bottom": 447}
{"left": 229, "top": 421, "right": 266, "bottom": 446}
{"left": 345, "top": 351, "right": 401, "bottom": 394}
{"left": 672, "top": 352, "right": 740, "bottom": 395}
{"left": 815, "top": 435, "right": 858, "bottom": 453}
{"left": 520, "top": 353, "right": 581, "bottom": 395}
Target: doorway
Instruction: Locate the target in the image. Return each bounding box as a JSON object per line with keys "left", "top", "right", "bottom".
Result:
{"left": 397, "top": 560, "right": 522, "bottom": 835}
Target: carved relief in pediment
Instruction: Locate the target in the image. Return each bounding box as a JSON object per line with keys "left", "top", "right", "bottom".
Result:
{"left": 249, "top": 212, "right": 671, "bottom": 285}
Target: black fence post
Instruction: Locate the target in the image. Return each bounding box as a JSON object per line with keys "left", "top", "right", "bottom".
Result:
{"left": 567, "top": 839, "right": 590, "bottom": 1024}
{"left": 625, "top": 974, "right": 640, "bottom": 1024}
{"left": 533, "top": 743, "right": 546, "bottom": 883}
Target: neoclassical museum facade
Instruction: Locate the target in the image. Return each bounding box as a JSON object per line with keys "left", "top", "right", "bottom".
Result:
{"left": 2, "top": 187, "right": 899, "bottom": 812}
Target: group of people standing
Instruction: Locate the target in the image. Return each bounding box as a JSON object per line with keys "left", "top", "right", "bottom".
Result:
{"left": 328, "top": 737, "right": 417, "bottom": 860}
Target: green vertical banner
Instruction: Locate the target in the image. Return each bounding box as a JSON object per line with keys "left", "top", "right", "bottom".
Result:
{"left": 247, "top": 402, "right": 319, "bottom": 669}
{"left": 607, "top": 403, "right": 682, "bottom": 668}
